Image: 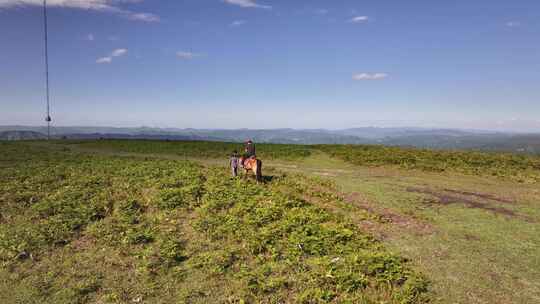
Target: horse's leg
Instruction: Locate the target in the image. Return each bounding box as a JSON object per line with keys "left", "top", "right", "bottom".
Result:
{"left": 256, "top": 160, "right": 262, "bottom": 182}
{"left": 252, "top": 163, "right": 258, "bottom": 182}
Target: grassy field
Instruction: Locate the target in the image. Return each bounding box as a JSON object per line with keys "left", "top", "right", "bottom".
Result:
{"left": 66, "top": 139, "right": 312, "bottom": 161}
{"left": 69, "top": 139, "right": 540, "bottom": 182}
{"left": 1, "top": 140, "right": 539, "bottom": 303}
{"left": 0, "top": 141, "right": 427, "bottom": 303}
{"left": 315, "top": 144, "right": 540, "bottom": 183}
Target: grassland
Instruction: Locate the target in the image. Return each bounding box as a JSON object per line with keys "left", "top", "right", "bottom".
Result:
{"left": 1, "top": 139, "right": 539, "bottom": 304}
{"left": 315, "top": 144, "right": 540, "bottom": 183}
{"left": 69, "top": 139, "right": 540, "bottom": 182}
{"left": 67, "top": 139, "right": 312, "bottom": 161}
{"left": 0, "top": 141, "right": 428, "bottom": 303}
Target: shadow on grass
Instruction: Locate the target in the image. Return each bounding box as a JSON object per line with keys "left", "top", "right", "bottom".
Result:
{"left": 235, "top": 174, "right": 276, "bottom": 184}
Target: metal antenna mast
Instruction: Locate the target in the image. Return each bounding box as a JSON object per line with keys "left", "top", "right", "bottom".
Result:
{"left": 43, "top": 0, "right": 52, "bottom": 140}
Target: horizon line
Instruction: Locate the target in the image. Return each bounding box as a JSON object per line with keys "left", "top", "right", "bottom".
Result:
{"left": 1, "top": 124, "right": 539, "bottom": 134}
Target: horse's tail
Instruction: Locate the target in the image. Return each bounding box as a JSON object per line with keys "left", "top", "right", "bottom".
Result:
{"left": 256, "top": 159, "right": 262, "bottom": 182}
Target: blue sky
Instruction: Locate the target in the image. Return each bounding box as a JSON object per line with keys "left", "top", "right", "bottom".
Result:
{"left": 1, "top": 0, "right": 539, "bottom": 131}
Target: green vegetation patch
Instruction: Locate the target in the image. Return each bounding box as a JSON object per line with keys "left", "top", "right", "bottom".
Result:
{"left": 0, "top": 142, "right": 428, "bottom": 303}
{"left": 190, "top": 169, "right": 428, "bottom": 303}
{"left": 317, "top": 144, "right": 540, "bottom": 183}
{"left": 65, "top": 140, "right": 540, "bottom": 182}
{"left": 71, "top": 139, "right": 312, "bottom": 160}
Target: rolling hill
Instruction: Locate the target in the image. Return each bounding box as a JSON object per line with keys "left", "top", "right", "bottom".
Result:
{"left": 1, "top": 125, "right": 539, "bottom": 154}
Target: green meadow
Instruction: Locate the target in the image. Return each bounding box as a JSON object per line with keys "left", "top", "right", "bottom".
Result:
{"left": 1, "top": 140, "right": 539, "bottom": 303}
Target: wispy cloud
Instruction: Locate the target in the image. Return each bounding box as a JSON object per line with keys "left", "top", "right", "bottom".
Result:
{"left": 349, "top": 16, "right": 369, "bottom": 23}
{"left": 85, "top": 33, "right": 95, "bottom": 41}
{"left": 96, "top": 57, "right": 112, "bottom": 64}
{"left": 96, "top": 48, "right": 128, "bottom": 64}
{"left": 128, "top": 12, "right": 160, "bottom": 22}
{"left": 223, "top": 0, "right": 271, "bottom": 9}
{"left": 0, "top": 0, "right": 160, "bottom": 23}
{"left": 230, "top": 20, "right": 246, "bottom": 27}
{"left": 352, "top": 73, "right": 388, "bottom": 80}
{"left": 111, "top": 48, "right": 128, "bottom": 57}
{"left": 315, "top": 9, "right": 328, "bottom": 15}
{"left": 176, "top": 51, "right": 202, "bottom": 60}
{"left": 506, "top": 21, "right": 521, "bottom": 27}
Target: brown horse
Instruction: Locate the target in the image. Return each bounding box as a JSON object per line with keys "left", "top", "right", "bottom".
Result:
{"left": 239, "top": 157, "right": 263, "bottom": 182}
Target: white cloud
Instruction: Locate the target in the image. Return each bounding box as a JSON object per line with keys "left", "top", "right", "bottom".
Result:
{"left": 230, "top": 20, "right": 246, "bottom": 26}
{"left": 96, "top": 57, "right": 112, "bottom": 64}
{"left": 352, "top": 73, "right": 388, "bottom": 80}
{"left": 86, "top": 33, "right": 95, "bottom": 41}
{"left": 128, "top": 12, "right": 160, "bottom": 22}
{"left": 350, "top": 16, "right": 369, "bottom": 23}
{"left": 111, "top": 48, "right": 128, "bottom": 57}
{"left": 176, "top": 51, "right": 201, "bottom": 60}
{"left": 315, "top": 9, "right": 328, "bottom": 15}
{"left": 506, "top": 21, "right": 521, "bottom": 27}
{"left": 0, "top": 0, "right": 160, "bottom": 22}
{"left": 96, "top": 48, "right": 127, "bottom": 64}
{"left": 223, "top": 0, "right": 271, "bottom": 9}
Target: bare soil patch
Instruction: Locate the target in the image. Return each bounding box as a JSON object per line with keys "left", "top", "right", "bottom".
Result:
{"left": 406, "top": 187, "right": 527, "bottom": 220}
{"left": 442, "top": 188, "right": 515, "bottom": 204}
{"left": 71, "top": 235, "right": 96, "bottom": 251}
{"left": 463, "top": 233, "right": 481, "bottom": 242}
{"left": 343, "top": 192, "right": 434, "bottom": 237}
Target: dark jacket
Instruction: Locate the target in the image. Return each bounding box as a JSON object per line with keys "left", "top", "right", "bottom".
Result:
{"left": 245, "top": 143, "right": 256, "bottom": 157}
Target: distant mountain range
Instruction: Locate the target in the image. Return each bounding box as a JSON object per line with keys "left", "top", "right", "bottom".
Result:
{"left": 1, "top": 126, "right": 539, "bottom": 154}
{"left": 0, "top": 130, "right": 47, "bottom": 141}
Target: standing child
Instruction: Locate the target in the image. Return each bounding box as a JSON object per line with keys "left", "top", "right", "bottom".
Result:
{"left": 230, "top": 151, "right": 239, "bottom": 177}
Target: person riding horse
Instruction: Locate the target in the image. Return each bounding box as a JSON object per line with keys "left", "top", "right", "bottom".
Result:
{"left": 243, "top": 140, "right": 256, "bottom": 160}
{"left": 239, "top": 140, "right": 262, "bottom": 182}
